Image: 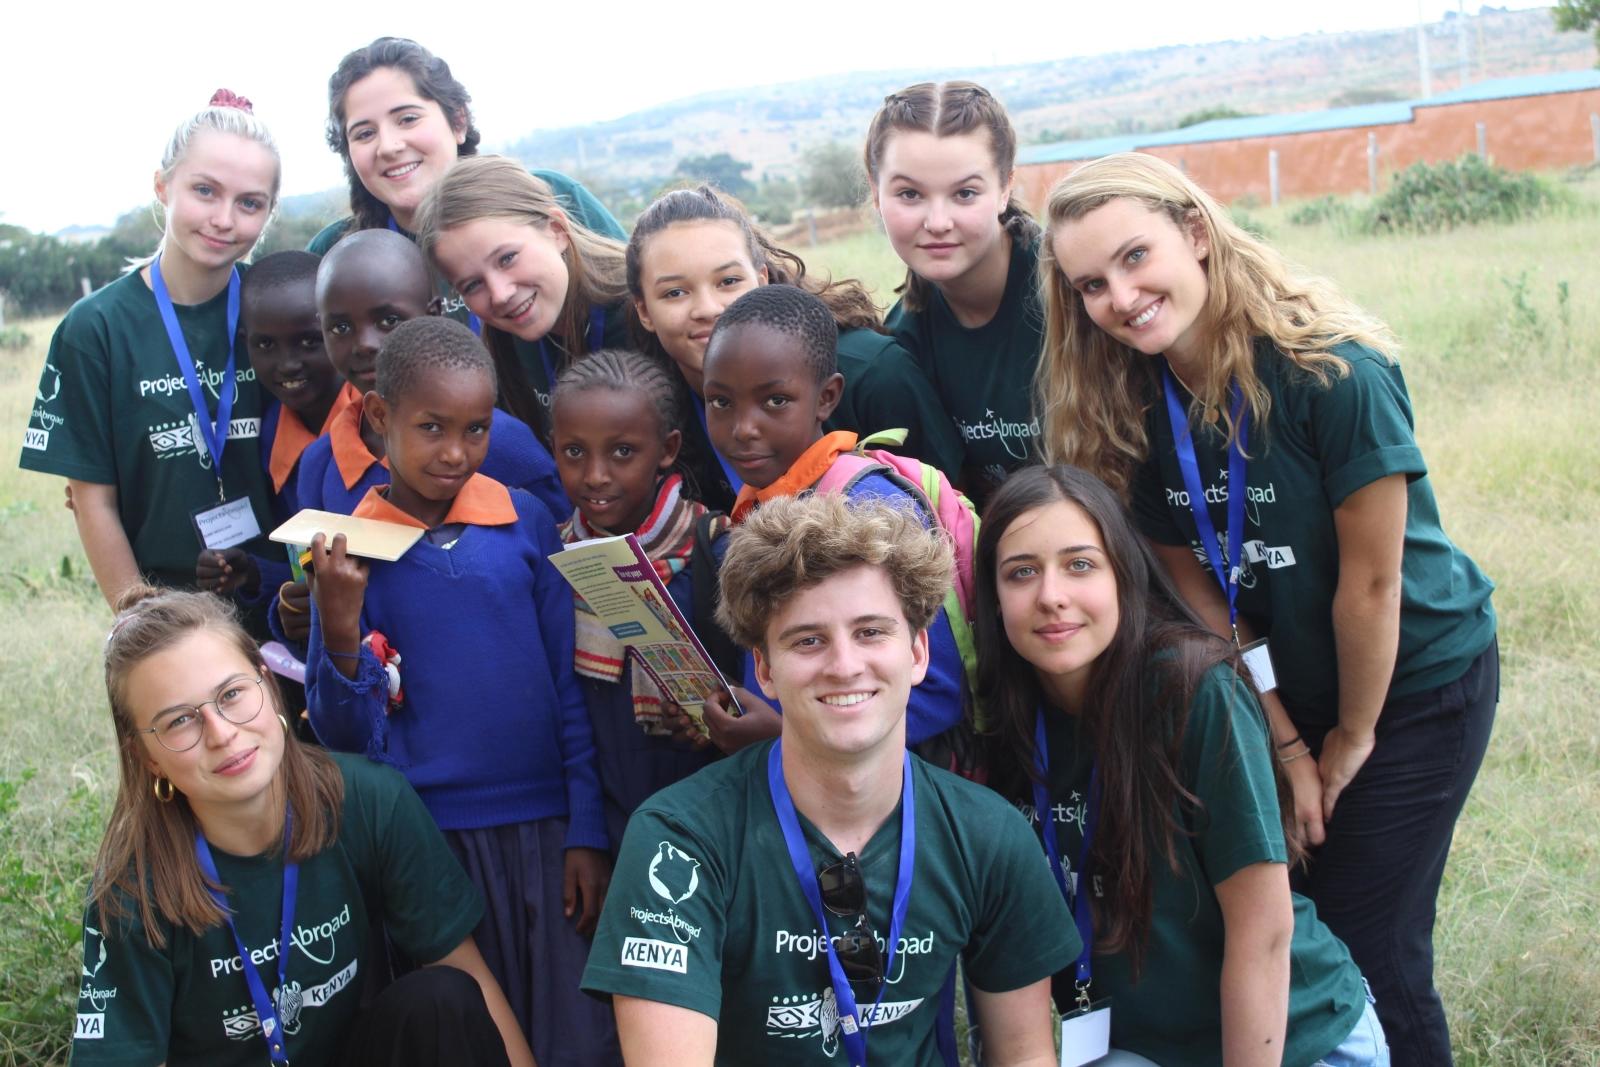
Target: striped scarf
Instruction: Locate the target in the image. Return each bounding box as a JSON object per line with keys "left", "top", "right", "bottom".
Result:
{"left": 560, "top": 474, "right": 725, "bottom": 730}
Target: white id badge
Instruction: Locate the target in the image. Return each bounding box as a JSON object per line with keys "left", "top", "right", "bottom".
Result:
{"left": 191, "top": 497, "right": 262, "bottom": 550}
{"left": 1059, "top": 1000, "right": 1112, "bottom": 1067}
{"left": 1240, "top": 637, "right": 1278, "bottom": 693}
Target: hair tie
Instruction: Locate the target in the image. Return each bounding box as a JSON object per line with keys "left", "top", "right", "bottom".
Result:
{"left": 105, "top": 613, "right": 134, "bottom": 648}
{"left": 209, "top": 89, "right": 254, "bottom": 113}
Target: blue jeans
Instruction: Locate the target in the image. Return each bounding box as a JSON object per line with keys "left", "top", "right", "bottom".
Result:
{"left": 1313, "top": 993, "right": 1390, "bottom": 1067}
{"left": 1294, "top": 638, "right": 1498, "bottom": 1067}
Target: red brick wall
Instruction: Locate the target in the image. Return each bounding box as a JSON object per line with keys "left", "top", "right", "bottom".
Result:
{"left": 1014, "top": 88, "right": 1600, "bottom": 209}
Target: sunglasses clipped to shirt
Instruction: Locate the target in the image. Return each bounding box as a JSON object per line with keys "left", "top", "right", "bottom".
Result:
{"left": 818, "top": 851, "right": 885, "bottom": 988}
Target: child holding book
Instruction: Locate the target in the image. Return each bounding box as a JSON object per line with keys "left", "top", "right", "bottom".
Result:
{"left": 305, "top": 316, "right": 617, "bottom": 1066}
{"left": 549, "top": 348, "right": 726, "bottom": 850}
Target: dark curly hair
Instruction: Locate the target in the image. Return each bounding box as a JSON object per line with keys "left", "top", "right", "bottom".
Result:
{"left": 704, "top": 284, "right": 838, "bottom": 384}
{"left": 325, "top": 37, "right": 482, "bottom": 234}
{"left": 376, "top": 316, "right": 496, "bottom": 405}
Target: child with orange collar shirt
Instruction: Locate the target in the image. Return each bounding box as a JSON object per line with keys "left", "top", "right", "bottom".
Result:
{"left": 305, "top": 316, "right": 619, "bottom": 1065}
{"left": 689, "top": 285, "right": 967, "bottom": 762}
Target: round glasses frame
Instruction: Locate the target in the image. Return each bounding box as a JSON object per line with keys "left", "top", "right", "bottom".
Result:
{"left": 133, "top": 674, "right": 268, "bottom": 753}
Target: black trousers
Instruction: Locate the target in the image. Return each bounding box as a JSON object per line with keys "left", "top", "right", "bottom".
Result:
{"left": 342, "top": 965, "right": 512, "bottom": 1067}
{"left": 1294, "top": 638, "right": 1499, "bottom": 1067}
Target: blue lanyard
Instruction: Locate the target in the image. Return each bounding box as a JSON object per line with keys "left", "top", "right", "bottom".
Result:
{"left": 194, "top": 809, "right": 298, "bottom": 1066}
{"left": 151, "top": 255, "right": 239, "bottom": 499}
{"left": 768, "top": 741, "right": 915, "bottom": 1067}
{"left": 693, "top": 399, "right": 744, "bottom": 495}
{"left": 1032, "top": 712, "right": 1098, "bottom": 1000}
{"left": 1162, "top": 366, "right": 1249, "bottom": 636}
{"left": 386, "top": 215, "right": 481, "bottom": 336}
{"left": 536, "top": 306, "right": 607, "bottom": 396}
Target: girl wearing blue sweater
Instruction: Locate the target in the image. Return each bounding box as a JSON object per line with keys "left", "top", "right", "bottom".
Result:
{"left": 550, "top": 349, "right": 727, "bottom": 850}
{"left": 306, "top": 316, "right": 619, "bottom": 1067}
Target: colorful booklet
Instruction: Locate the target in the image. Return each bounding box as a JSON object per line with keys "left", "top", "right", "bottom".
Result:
{"left": 551, "top": 534, "right": 737, "bottom": 723}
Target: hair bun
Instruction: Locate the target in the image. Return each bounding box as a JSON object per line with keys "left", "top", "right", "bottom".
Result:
{"left": 112, "top": 582, "right": 166, "bottom": 616}
{"left": 209, "top": 89, "right": 254, "bottom": 113}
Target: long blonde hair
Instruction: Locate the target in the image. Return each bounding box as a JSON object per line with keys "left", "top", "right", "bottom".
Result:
{"left": 92, "top": 586, "right": 343, "bottom": 948}
{"left": 414, "top": 155, "right": 628, "bottom": 430}
{"left": 1037, "top": 152, "right": 1396, "bottom": 494}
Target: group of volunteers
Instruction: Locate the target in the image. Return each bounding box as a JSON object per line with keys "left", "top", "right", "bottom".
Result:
{"left": 22, "top": 34, "right": 1497, "bottom": 1067}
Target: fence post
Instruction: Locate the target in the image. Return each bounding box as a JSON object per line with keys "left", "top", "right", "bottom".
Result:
{"left": 1268, "top": 150, "right": 1280, "bottom": 207}
{"left": 81, "top": 277, "right": 92, "bottom": 299}
{"left": 805, "top": 208, "right": 818, "bottom": 248}
{"left": 1475, "top": 121, "right": 1487, "bottom": 160}
{"left": 1367, "top": 133, "right": 1379, "bottom": 195}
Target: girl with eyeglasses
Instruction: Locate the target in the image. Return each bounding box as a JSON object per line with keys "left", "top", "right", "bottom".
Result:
{"left": 73, "top": 585, "right": 533, "bottom": 1067}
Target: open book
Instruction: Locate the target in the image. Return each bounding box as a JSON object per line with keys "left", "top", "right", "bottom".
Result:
{"left": 551, "top": 534, "right": 736, "bottom": 724}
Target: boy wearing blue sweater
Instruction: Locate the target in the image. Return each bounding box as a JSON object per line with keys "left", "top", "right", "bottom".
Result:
{"left": 306, "top": 316, "right": 620, "bottom": 1066}
{"left": 690, "top": 285, "right": 968, "bottom": 761}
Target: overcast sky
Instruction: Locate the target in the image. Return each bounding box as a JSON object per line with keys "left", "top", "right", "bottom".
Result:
{"left": 0, "top": 0, "right": 1550, "bottom": 233}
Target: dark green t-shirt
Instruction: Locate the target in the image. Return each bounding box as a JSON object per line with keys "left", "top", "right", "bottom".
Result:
{"left": 826, "top": 327, "right": 965, "bottom": 480}
{"left": 509, "top": 300, "right": 634, "bottom": 417}
{"left": 70, "top": 754, "right": 482, "bottom": 1067}
{"left": 1130, "top": 341, "right": 1496, "bottom": 724}
{"left": 19, "top": 270, "right": 277, "bottom": 588}
{"left": 1032, "top": 665, "right": 1364, "bottom": 1067}
{"left": 582, "top": 741, "right": 1078, "bottom": 1066}
{"left": 884, "top": 235, "right": 1045, "bottom": 503}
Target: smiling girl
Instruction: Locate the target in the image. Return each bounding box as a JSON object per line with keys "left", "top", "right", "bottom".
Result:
{"left": 416, "top": 155, "right": 633, "bottom": 439}
{"left": 21, "top": 93, "right": 281, "bottom": 611}
{"left": 977, "top": 465, "right": 1386, "bottom": 1067}
{"left": 626, "top": 185, "right": 963, "bottom": 511}
{"left": 312, "top": 38, "right": 622, "bottom": 256}
{"left": 75, "top": 585, "right": 532, "bottom": 1067}
{"left": 1037, "top": 152, "right": 1496, "bottom": 1065}
{"left": 865, "top": 81, "right": 1044, "bottom": 505}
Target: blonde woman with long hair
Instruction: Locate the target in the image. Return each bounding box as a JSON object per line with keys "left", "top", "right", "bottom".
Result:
{"left": 1037, "top": 151, "right": 1495, "bottom": 1066}
{"left": 416, "top": 155, "right": 633, "bottom": 440}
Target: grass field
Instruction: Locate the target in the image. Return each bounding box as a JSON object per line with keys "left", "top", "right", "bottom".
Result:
{"left": 1, "top": 177, "right": 1597, "bottom": 1064}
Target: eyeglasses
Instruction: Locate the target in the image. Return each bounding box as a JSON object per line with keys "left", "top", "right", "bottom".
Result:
{"left": 817, "top": 851, "right": 884, "bottom": 989}
{"left": 134, "top": 675, "right": 266, "bottom": 753}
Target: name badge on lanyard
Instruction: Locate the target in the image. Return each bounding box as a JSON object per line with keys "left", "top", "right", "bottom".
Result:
{"left": 194, "top": 809, "right": 299, "bottom": 1066}
{"left": 768, "top": 742, "right": 915, "bottom": 1067}
{"left": 1161, "top": 367, "right": 1276, "bottom": 693}
{"left": 1032, "top": 712, "right": 1110, "bottom": 1066}
{"left": 152, "top": 255, "right": 263, "bottom": 550}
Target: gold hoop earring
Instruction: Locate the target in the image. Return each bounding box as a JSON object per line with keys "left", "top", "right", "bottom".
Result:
{"left": 153, "top": 777, "right": 174, "bottom": 803}
{"left": 279, "top": 713, "right": 290, "bottom": 734}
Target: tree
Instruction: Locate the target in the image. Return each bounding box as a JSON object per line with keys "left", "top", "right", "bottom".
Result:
{"left": 674, "top": 153, "right": 755, "bottom": 198}
{"left": 1553, "top": 0, "right": 1600, "bottom": 61}
{"left": 799, "top": 142, "right": 866, "bottom": 209}
{"left": 1177, "top": 106, "right": 1251, "bottom": 129}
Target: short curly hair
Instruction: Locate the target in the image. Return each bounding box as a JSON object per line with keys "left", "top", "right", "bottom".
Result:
{"left": 376, "top": 316, "right": 496, "bottom": 405}
{"left": 716, "top": 494, "right": 953, "bottom": 651}
{"left": 704, "top": 284, "right": 838, "bottom": 384}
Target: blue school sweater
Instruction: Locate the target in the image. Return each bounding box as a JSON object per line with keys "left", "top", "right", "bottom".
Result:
{"left": 719, "top": 469, "right": 966, "bottom": 747}
{"left": 305, "top": 479, "right": 606, "bottom": 849}
{"left": 577, "top": 566, "right": 722, "bottom": 852}
{"left": 295, "top": 403, "right": 569, "bottom": 520}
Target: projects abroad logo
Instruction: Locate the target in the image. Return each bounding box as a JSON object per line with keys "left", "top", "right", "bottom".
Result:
{"left": 773, "top": 928, "right": 933, "bottom": 985}
{"left": 648, "top": 841, "right": 701, "bottom": 905}
{"left": 137, "top": 364, "right": 256, "bottom": 400}
{"left": 957, "top": 408, "right": 1039, "bottom": 461}
{"left": 78, "top": 924, "right": 119, "bottom": 1015}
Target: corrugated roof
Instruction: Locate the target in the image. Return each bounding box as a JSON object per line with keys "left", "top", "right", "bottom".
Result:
{"left": 1018, "top": 69, "right": 1600, "bottom": 165}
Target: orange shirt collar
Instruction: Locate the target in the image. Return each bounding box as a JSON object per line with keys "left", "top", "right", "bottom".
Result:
{"left": 351, "top": 474, "right": 518, "bottom": 530}
{"left": 328, "top": 389, "right": 382, "bottom": 490}
{"left": 267, "top": 402, "right": 341, "bottom": 493}
{"left": 731, "top": 430, "right": 857, "bottom": 523}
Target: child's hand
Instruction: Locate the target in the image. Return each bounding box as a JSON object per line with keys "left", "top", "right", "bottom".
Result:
{"left": 563, "top": 847, "right": 612, "bottom": 938}
{"left": 196, "top": 548, "right": 260, "bottom": 597}
{"left": 702, "top": 687, "right": 781, "bottom": 754}
{"left": 309, "top": 533, "right": 368, "bottom": 652}
{"left": 276, "top": 579, "right": 314, "bottom": 643}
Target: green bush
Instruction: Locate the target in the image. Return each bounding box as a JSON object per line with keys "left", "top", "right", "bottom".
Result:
{"left": 0, "top": 327, "right": 29, "bottom": 350}
{"left": 1364, "top": 156, "right": 1562, "bottom": 234}
{"left": 1289, "top": 195, "right": 1356, "bottom": 227}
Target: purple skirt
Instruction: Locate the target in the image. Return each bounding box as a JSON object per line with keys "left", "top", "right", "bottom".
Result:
{"left": 444, "top": 818, "right": 621, "bottom": 1067}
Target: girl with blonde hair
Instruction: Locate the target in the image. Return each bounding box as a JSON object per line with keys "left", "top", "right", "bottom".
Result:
{"left": 416, "top": 155, "right": 632, "bottom": 440}
{"left": 74, "top": 585, "right": 532, "bottom": 1066}
{"left": 1037, "top": 151, "right": 1496, "bottom": 1065}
